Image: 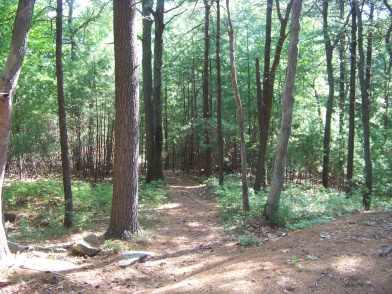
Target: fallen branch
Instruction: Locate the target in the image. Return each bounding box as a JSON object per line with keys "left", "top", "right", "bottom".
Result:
{"left": 379, "top": 247, "right": 392, "bottom": 257}
{"left": 314, "top": 268, "right": 331, "bottom": 288}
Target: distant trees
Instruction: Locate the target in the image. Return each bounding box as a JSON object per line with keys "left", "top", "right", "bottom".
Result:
{"left": 1, "top": 0, "right": 391, "bottom": 219}
{"left": 0, "top": 0, "right": 35, "bottom": 265}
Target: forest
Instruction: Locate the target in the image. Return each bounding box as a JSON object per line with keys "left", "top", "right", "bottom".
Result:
{"left": 0, "top": 0, "right": 391, "bottom": 292}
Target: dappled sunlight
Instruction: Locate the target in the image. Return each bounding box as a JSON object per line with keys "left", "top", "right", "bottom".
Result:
{"left": 170, "top": 184, "right": 206, "bottom": 190}
{"left": 15, "top": 254, "right": 80, "bottom": 272}
{"left": 158, "top": 202, "right": 182, "bottom": 210}
{"left": 332, "top": 256, "right": 364, "bottom": 274}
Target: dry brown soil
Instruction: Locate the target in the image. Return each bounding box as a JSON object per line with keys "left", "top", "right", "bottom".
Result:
{"left": 1, "top": 173, "right": 392, "bottom": 293}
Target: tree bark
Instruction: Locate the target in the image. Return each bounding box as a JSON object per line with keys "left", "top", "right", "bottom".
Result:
{"left": 203, "top": 0, "right": 212, "bottom": 178}
{"left": 265, "top": 0, "right": 302, "bottom": 219}
{"left": 338, "top": 0, "right": 346, "bottom": 188}
{"left": 105, "top": 0, "right": 140, "bottom": 239}
{"left": 321, "top": 0, "right": 334, "bottom": 189}
{"left": 0, "top": 0, "right": 35, "bottom": 264}
{"left": 254, "top": 0, "right": 293, "bottom": 191}
{"left": 142, "top": 0, "right": 155, "bottom": 182}
{"left": 216, "top": 0, "right": 224, "bottom": 185}
{"left": 226, "top": 0, "right": 249, "bottom": 212}
{"left": 353, "top": 0, "right": 373, "bottom": 209}
{"left": 383, "top": 0, "right": 392, "bottom": 129}
{"left": 150, "top": 0, "right": 165, "bottom": 181}
{"left": 346, "top": 3, "right": 357, "bottom": 196}
{"left": 56, "top": 0, "right": 74, "bottom": 228}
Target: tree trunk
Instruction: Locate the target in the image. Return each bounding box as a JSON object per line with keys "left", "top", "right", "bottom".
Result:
{"left": 105, "top": 0, "right": 140, "bottom": 239}
{"left": 56, "top": 0, "right": 74, "bottom": 228}
{"left": 338, "top": 0, "right": 346, "bottom": 188}
{"left": 321, "top": 0, "right": 334, "bottom": 189}
{"left": 0, "top": 0, "right": 35, "bottom": 265}
{"left": 254, "top": 0, "right": 293, "bottom": 191}
{"left": 203, "top": 0, "right": 212, "bottom": 178}
{"left": 151, "top": 0, "right": 165, "bottom": 181}
{"left": 346, "top": 3, "right": 357, "bottom": 196}
{"left": 226, "top": 0, "right": 250, "bottom": 212}
{"left": 216, "top": 0, "right": 224, "bottom": 185}
{"left": 353, "top": 0, "right": 373, "bottom": 209}
{"left": 142, "top": 0, "right": 155, "bottom": 183}
{"left": 265, "top": 0, "right": 302, "bottom": 219}
{"left": 383, "top": 0, "right": 392, "bottom": 129}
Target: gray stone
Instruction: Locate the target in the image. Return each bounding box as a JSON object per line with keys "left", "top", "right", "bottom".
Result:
{"left": 7, "top": 241, "right": 29, "bottom": 253}
{"left": 83, "top": 233, "right": 100, "bottom": 248}
{"left": 118, "top": 252, "right": 150, "bottom": 268}
{"left": 72, "top": 240, "right": 100, "bottom": 257}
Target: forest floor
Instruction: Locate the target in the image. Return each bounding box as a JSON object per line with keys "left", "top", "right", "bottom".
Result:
{"left": 1, "top": 172, "right": 392, "bottom": 293}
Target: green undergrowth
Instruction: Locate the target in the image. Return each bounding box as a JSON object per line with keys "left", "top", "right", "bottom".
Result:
{"left": 206, "top": 175, "right": 392, "bottom": 236}
{"left": 3, "top": 179, "right": 169, "bottom": 242}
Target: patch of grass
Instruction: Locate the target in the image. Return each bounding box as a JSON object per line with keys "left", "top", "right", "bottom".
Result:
{"left": 4, "top": 178, "right": 169, "bottom": 243}
{"left": 238, "top": 235, "right": 260, "bottom": 247}
{"left": 208, "top": 177, "right": 392, "bottom": 234}
{"left": 139, "top": 180, "right": 168, "bottom": 209}
{"left": 103, "top": 239, "right": 122, "bottom": 253}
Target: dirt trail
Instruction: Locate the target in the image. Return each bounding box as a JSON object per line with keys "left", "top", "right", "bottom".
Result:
{"left": 1, "top": 173, "right": 392, "bottom": 293}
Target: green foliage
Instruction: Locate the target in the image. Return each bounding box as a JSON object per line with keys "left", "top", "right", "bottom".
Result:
{"left": 269, "top": 185, "right": 363, "bottom": 230}
{"left": 291, "top": 255, "right": 297, "bottom": 266}
{"left": 139, "top": 180, "right": 169, "bottom": 208}
{"left": 3, "top": 178, "right": 170, "bottom": 242}
{"left": 103, "top": 239, "right": 122, "bottom": 253}
{"left": 209, "top": 176, "right": 391, "bottom": 234}
{"left": 238, "top": 235, "right": 260, "bottom": 247}
{"left": 207, "top": 175, "right": 265, "bottom": 235}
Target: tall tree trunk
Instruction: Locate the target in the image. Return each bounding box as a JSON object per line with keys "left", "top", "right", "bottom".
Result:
{"left": 226, "top": 0, "right": 250, "bottom": 212}
{"left": 142, "top": 0, "right": 155, "bottom": 182}
{"left": 254, "top": 0, "right": 293, "bottom": 191}
{"left": 105, "top": 0, "right": 140, "bottom": 239}
{"left": 0, "top": 0, "right": 35, "bottom": 264}
{"left": 383, "top": 0, "right": 392, "bottom": 129}
{"left": 203, "top": 0, "right": 212, "bottom": 178}
{"left": 346, "top": 3, "right": 357, "bottom": 196}
{"left": 338, "top": 0, "right": 346, "bottom": 188}
{"left": 216, "top": 0, "right": 224, "bottom": 185}
{"left": 321, "top": 0, "right": 335, "bottom": 189}
{"left": 353, "top": 0, "right": 373, "bottom": 209}
{"left": 265, "top": 0, "right": 302, "bottom": 219}
{"left": 151, "top": 0, "right": 165, "bottom": 181}
{"left": 56, "top": 0, "right": 74, "bottom": 228}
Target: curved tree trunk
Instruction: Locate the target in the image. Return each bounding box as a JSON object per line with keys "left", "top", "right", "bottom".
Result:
{"left": 0, "top": 0, "right": 35, "bottom": 264}
{"left": 265, "top": 0, "right": 302, "bottom": 219}
{"left": 226, "top": 0, "right": 249, "bottom": 212}
{"left": 105, "top": 0, "right": 140, "bottom": 239}
{"left": 254, "top": 0, "right": 293, "bottom": 191}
